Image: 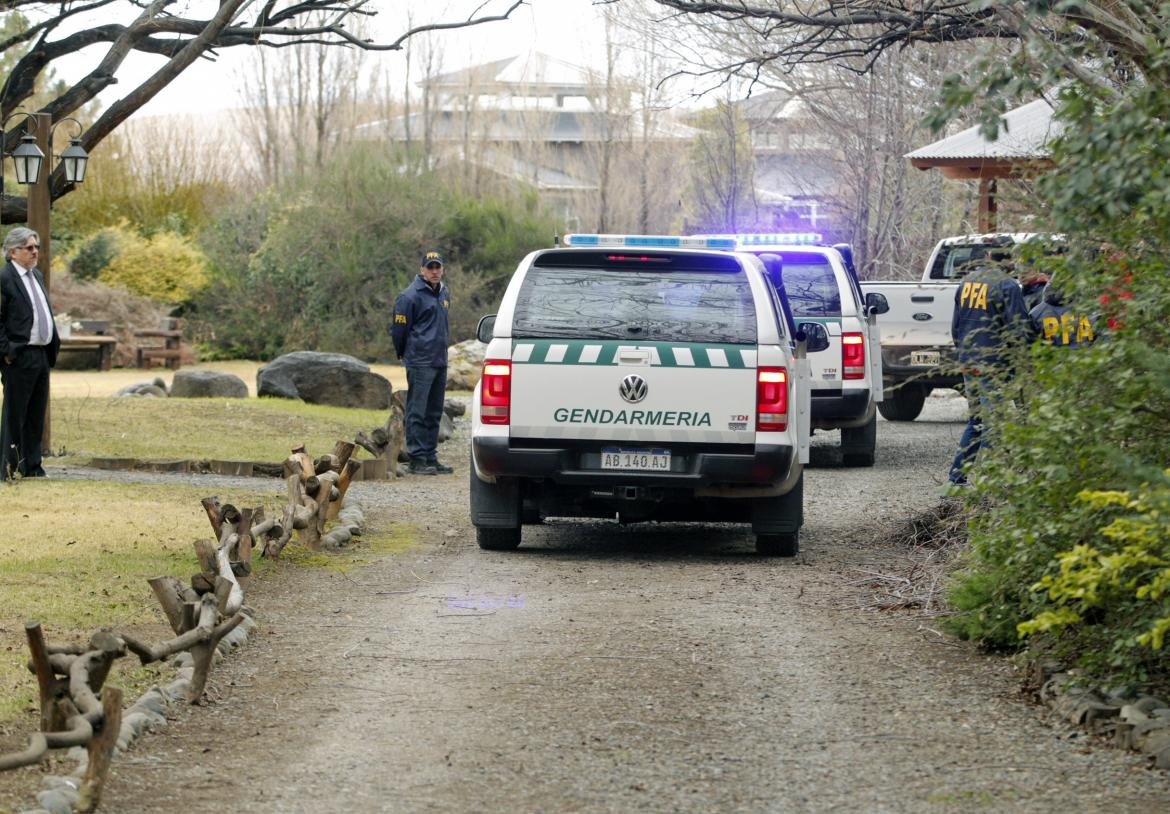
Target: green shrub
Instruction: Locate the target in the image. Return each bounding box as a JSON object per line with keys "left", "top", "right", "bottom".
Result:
{"left": 68, "top": 227, "right": 121, "bottom": 280}
{"left": 943, "top": 78, "right": 1170, "bottom": 688}
{"left": 187, "top": 145, "right": 560, "bottom": 360}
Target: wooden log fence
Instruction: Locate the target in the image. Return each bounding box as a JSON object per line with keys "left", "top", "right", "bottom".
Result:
{"left": 0, "top": 439, "right": 365, "bottom": 810}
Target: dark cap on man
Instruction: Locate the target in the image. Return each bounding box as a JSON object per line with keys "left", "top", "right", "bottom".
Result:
{"left": 422, "top": 250, "right": 444, "bottom": 268}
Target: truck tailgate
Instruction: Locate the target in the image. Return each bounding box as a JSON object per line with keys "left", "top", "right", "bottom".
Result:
{"left": 509, "top": 339, "right": 758, "bottom": 444}
{"left": 861, "top": 281, "right": 956, "bottom": 347}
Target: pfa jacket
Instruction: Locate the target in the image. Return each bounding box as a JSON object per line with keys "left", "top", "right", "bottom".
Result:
{"left": 950, "top": 264, "right": 1031, "bottom": 373}
{"left": 390, "top": 275, "right": 451, "bottom": 367}
{"left": 1030, "top": 300, "right": 1097, "bottom": 348}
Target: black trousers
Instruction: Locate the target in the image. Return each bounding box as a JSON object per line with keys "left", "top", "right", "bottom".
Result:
{"left": 0, "top": 345, "right": 50, "bottom": 479}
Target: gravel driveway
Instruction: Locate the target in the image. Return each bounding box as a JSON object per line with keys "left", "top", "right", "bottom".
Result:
{"left": 17, "top": 393, "right": 1170, "bottom": 812}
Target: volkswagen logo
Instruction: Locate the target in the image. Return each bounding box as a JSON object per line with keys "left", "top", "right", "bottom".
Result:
{"left": 619, "top": 374, "right": 648, "bottom": 403}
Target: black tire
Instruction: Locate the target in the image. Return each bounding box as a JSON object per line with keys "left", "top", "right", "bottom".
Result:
{"left": 877, "top": 383, "right": 926, "bottom": 422}
{"left": 756, "top": 531, "right": 799, "bottom": 557}
{"left": 476, "top": 526, "right": 521, "bottom": 550}
{"left": 841, "top": 413, "right": 877, "bottom": 467}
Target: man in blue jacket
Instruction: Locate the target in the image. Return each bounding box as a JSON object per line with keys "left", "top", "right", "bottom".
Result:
{"left": 948, "top": 258, "right": 1031, "bottom": 486}
{"left": 390, "top": 250, "right": 452, "bottom": 475}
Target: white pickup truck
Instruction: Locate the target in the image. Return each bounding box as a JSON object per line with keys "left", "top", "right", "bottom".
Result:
{"left": 859, "top": 233, "right": 1047, "bottom": 421}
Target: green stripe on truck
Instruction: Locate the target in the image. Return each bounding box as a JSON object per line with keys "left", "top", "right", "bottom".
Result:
{"left": 512, "top": 339, "right": 754, "bottom": 368}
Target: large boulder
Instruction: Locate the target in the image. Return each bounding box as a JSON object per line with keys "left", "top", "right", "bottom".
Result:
{"left": 257, "top": 352, "right": 392, "bottom": 409}
{"left": 170, "top": 369, "right": 248, "bottom": 399}
{"left": 114, "top": 377, "right": 168, "bottom": 398}
{"left": 446, "top": 339, "right": 487, "bottom": 391}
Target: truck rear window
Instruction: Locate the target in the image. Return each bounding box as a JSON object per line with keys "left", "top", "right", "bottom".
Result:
{"left": 513, "top": 265, "right": 757, "bottom": 344}
{"left": 929, "top": 243, "right": 1010, "bottom": 280}
{"left": 761, "top": 252, "right": 841, "bottom": 318}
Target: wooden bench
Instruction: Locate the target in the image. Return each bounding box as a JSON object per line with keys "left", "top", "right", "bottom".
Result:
{"left": 59, "top": 335, "right": 117, "bottom": 371}
{"left": 134, "top": 322, "right": 183, "bottom": 370}
{"left": 136, "top": 347, "right": 182, "bottom": 369}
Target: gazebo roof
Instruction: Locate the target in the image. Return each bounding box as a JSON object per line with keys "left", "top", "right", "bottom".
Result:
{"left": 906, "top": 98, "right": 1062, "bottom": 179}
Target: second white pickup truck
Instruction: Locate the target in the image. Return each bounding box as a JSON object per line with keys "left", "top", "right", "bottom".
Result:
{"left": 860, "top": 233, "right": 1046, "bottom": 421}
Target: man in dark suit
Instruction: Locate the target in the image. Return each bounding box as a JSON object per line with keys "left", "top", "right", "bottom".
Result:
{"left": 0, "top": 227, "right": 60, "bottom": 479}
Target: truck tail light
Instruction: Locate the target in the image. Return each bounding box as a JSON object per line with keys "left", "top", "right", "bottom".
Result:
{"left": 843, "top": 332, "right": 865, "bottom": 379}
{"left": 757, "top": 367, "right": 788, "bottom": 432}
{"left": 481, "top": 359, "right": 512, "bottom": 425}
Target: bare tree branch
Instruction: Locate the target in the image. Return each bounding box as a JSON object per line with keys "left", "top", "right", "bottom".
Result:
{"left": 0, "top": 0, "right": 526, "bottom": 222}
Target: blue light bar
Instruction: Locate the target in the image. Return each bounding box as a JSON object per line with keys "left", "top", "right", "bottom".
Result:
{"left": 562, "top": 233, "right": 738, "bottom": 250}
{"left": 694, "top": 232, "right": 824, "bottom": 247}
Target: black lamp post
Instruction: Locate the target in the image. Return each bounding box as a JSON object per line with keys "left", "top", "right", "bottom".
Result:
{"left": 0, "top": 114, "right": 46, "bottom": 214}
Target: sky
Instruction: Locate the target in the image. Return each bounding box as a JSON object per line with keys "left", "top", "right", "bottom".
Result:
{"left": 54, "top": 0, "right": 613, "bottom": 118}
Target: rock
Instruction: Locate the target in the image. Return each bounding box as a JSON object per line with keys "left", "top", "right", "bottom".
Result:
{"left": 114, "top": 381, "right": 168, "bottom": 398}
{"left": 444, "top": 398, "right": 466, "bottom": 418}
{"left": 35, "top": 790, "right": 73, "bottom": 814}
{"left": 1134, "top": 696, "right": 1167, "bottom": 714}
{"left": 257, "top": 352, "right": 392, "bottom": 409}
{"left": 446, "top": 339, "right": 487, "bottom": 390}
{"left": 170, "top": 369, "right": 249, "bottom": 398}
{"left": 438, "top": 412, "right": 455, "bottom": 443}
{"left": 135, "top": 689, "right": 168, "bottom": 715}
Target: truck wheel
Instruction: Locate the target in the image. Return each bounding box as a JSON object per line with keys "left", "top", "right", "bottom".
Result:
{"left": 841, "top": 414, "right": 876, "bottom": 467}
{"left": 476, "top": 527, "right": 521, "bottom": 550}
{"left": 877, "top": 384, "right": 926, "bottom": 422}
{"left": 756, "top": 531, "right": 799, "bottom": 557}
{"left": 470, "top": 451, "right": 521, "bottom": 550}
{"left": 751, "top": 472, "right": 802, "bottom": 556}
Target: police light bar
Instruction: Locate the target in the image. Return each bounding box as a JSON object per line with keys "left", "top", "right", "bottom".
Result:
{"left": 695, "top": 232, "right": 824, "bottom": 247}
{"left": 562, "top": 234, "right": 738, "bottom": 250}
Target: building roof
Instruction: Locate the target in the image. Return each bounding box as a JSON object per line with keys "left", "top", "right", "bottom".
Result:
{"left": 906, "top": 98, "right": 1061, "bottom": 163}
{"left": 423, "top": 51, "right": 605, "bottom": 97}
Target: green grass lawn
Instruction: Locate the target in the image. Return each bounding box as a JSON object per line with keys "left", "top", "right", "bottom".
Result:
{"left": 50, "top": 396, "right": 389, "bottom": 464}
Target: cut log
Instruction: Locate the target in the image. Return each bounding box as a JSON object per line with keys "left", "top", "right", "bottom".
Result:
{"left": 235, "top": 507, "right": 254, "bottom": 571}
{"left": 314, "top": 470, "right": 340, "bottom": 539}
{"left": 303, "top": 474, "right": 321, "bottom": 498}
{"left": 124, "top": 594, "right": 217, "bottom": 666}
{"left": 353, "top": 429, "right": 383, "bottom": 457}
{"left": 219, "top": 503, "right": 241, "bottom": 526}
{"left": 0, "top": 732, "right": 48, "bottom": 771}
{"left": 25, "top": 622, "right": 59, "bottom": 732}
{"left": 147, "top": 577, "right": 191, "bottom": 635}
{"left": 314, "top": 453, "right": 339, "bottom": 475}
{"left": 84, "top": 631, "right": 124, "bottom": 694}
{"left": 290, "top": 443, "right": 315, "bottom": 479}
{"left": 77, "top": 686, "right": 122, "bottom": 813}
{"left": 193, "top": 538, "right": 218, "bottom": 578}
{"left": 200, "top": 497, "right": 223, "bottom": 539}
{"left": 214, "top": 534, "right": 245, "bottom": 617}
{"left": 327, "top": 459, "right": 362, "bottom": 520}
{"left": 332, "top": 440, "right": 356, "bottom": 470}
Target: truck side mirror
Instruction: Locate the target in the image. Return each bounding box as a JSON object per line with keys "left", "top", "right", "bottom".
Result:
{"left": 476, "top": 314, "right": 497, "bottom": 344}
{"left": 795, "top": 322, "right": 830, "bottom": 353}
{"left": 759, "top": 252, "right": 783, "bottom": 287}
{"left": 865, "top": 292, "right": 890, "bottom": 316}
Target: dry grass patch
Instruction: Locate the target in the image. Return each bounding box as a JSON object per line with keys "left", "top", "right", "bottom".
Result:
{"left": 50, "top": 396, "right": 389, "bottom": 464}
{"left": 0, "top": 480, "right": 273, "bottom": 730}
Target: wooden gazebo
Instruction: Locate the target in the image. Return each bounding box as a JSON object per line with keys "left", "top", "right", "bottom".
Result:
{"left": 906, "top": 99, "right": 1061, "bottom": 231}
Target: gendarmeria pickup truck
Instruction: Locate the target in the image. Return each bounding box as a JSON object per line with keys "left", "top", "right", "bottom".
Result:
{"left": 469, "top": 234, "right": 830, "bottom": 556}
